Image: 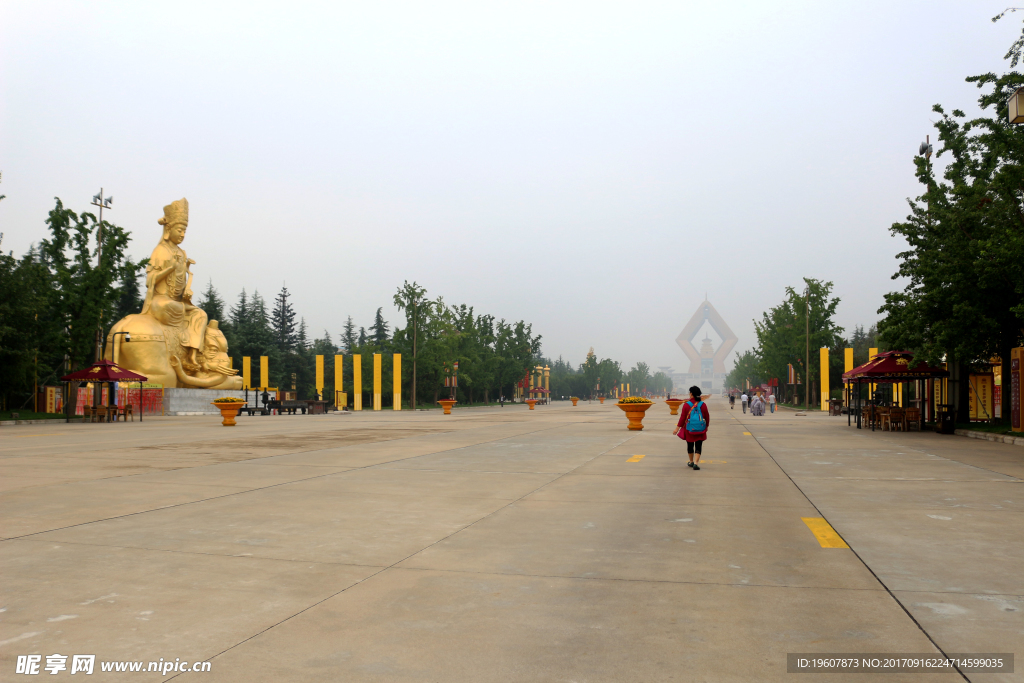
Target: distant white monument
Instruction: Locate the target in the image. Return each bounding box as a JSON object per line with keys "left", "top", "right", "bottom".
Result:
{"left": 673, "top": 299, "right": 737, "bottom": 395}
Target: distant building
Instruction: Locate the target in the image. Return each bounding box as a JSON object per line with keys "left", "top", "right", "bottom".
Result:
{"left": 673, "top": 300, "right": 737, "bottom": 395}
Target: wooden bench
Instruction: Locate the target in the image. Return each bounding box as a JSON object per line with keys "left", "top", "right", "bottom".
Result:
{"left": 266, "top": 400, "right": 308, "bottom": 415}
{"left": 239, "top": 405, "right": 269, "bottom": 416}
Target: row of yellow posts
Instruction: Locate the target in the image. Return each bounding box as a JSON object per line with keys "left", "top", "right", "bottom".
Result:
{"left": 238, "top": 354, "right": 402, "bottom": 411}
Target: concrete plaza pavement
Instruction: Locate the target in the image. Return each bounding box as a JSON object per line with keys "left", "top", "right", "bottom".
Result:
{"left": 0, "top": 397, "right": 1019, "bottom": 681}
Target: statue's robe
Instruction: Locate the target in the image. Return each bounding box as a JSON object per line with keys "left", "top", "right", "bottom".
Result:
{"left": 141, "top": 239, "right": 207, "bottom": 355}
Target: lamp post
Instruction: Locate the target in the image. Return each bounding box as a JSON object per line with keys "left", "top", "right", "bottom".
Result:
{"left": 804, "top": 285, "right": 810, "bottom": 411}
{"left": 90, "top": 189, "right": 113, "bottom": 412}
{"left": 109, "top": 331, "right": 142, "bottom": 421}
{"left": 90, "top": 189, "right": 113, "bottom": 362}
{"left": 110, "top": 331, "right": 131, "bottom": 364}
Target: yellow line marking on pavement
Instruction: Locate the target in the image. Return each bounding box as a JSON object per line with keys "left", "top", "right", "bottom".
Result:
{"left": 626, "top": 454, "right": 645, "bottom": 462}
{"left": 743, "top": 431, "right": 752, "bottom": 435}
{"left": 697, "top": 459, "right": 727, "bottom": 464}
{"left": 802, "top": 517, "right": 849, "bottom": 548}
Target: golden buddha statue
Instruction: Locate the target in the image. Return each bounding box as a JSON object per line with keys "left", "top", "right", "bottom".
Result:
{"left": 141, "top": 198, "right": 208, "bottom": 371}
{"left": 105, "top": 198, "right": 242, "bottom": 390}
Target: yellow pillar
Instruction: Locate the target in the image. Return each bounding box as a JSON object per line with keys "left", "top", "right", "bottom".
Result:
{"left": 243, "top": 357, "right": 251, "bottom": 389}
{"left": 844, "top": 347, "right": 854, "bottom": 412}
{"left": 627, "top": 383, "right": 630, "bottom": 396}
{"left": 260, "top": 356, "right": 269, "bottom": 389}
{"left": 544, "top": 365, "right": 550, "bottom": 401}
{"left": 334, "top": 355, "right": 344, "bottom": 408}
{"left": 528, "top": 369, "right": 535, "bottom": 398}
{"left": 868, "top": 348, "right": 876, "bottom": 401}
{"left": 820, "top": 347, "right": 829, "bottom": 411}
{"left": 353, "top": 354, "right": 362, "bottom": 410}
{"left": 373, "top": 353, "right": 382, "bottom": 410}
{"left": 315, "top": 355, "right": 324, "bottom": 398}
{"left": 393, "top": 353, "right": 402, "bottom": 410}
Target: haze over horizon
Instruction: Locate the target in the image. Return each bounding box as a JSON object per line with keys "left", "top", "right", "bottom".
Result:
{"left": 1, "top": 1, "right": 1015, "bottom": 374}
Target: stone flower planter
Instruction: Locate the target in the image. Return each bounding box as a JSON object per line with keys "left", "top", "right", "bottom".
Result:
{"left": 666, "top": 399, "right": 685, "bottom": 415}
{"left": 570, "top": 397, "right": 579, "bottom": 406}
{"left": 211, "top": 401, "right": 243, "bottom": 426}
{"left": 599, "top": 397, "right": 605, "bottom": 404}
{"left": 616, "top": 401, "right": 653, "bottom": 430}
{"left": 525, "top": 399, "right": 538, "bottom": 410}
{"left": 437, "top": 399, "right": 457, "bottom": 415}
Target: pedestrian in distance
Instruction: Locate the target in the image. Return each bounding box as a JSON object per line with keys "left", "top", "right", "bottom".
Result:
{"left": 740, "top": 391, "right": 748, "bottom": 414}
{"left": 673, "top": 385, "right": 710, "bottom": 470}
{"left": 729, "top": 394, "right": 735, "bottom": 410}
{"left": 768, "top": 393, "right": 776, "bottom": 414}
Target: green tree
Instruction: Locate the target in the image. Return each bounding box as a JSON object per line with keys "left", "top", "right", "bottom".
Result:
{"left": 229, "top": 289, "right": 281, "bottom": 386}
{"left": 726, "top": 350, "right": 761, "bottom": 392}
{"left": 727, "top": 278, "right": 843, "bottom": 405}
{"left": 196, "top": 280, "right": 226, "bottom": 327}
{"left": 39, "top": 198, "right": 144, "bottom": 372}
{"left": 879, "top": 35, "right": 1024, "bottom": 421}
{"left": 650, "top": 371, "right": 673, "bottom": 396}
{"left": 341, "top": 316, "right": 357, "bottom": 353}
{"left": 370, "top": 307, "right": 390, "bottom": 345}
{"left": 393, "top": 281, "right": 430, "bottom": 409}
{"left": 115, "top": 269, "right": 145, "bottom": 322}
{"left": 271, "top": 285, "right": 298, "bottom": 352}
{"left": 0, "top": 242, "right": 59, "bottom": 408}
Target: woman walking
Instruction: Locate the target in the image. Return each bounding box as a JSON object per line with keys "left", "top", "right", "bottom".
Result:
{"left": 673, "top": 385, "right": 710, "bottom": 470}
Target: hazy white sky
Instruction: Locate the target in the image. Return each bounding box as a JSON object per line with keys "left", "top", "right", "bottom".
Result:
{"left": 1, "top": 1, "right": 1017, "bottom": 372}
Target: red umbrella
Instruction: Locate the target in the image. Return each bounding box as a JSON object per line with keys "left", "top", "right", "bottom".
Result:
{"left": 61, "top": 359, "right": 147, "bottom": 382}
{"left": 62, "top": 360, "right": 148, "bottom": 422}
{"left": 842, "top": 350, "right": 946, "bottom": 382}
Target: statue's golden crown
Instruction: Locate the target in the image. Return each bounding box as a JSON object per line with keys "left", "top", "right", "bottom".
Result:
{"left": 158, "top": 198, "right": 189, "bottom": 226}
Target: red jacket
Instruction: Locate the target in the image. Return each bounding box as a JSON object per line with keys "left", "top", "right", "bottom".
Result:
{"left": 677, "top": 400, "right": 710, "bottom": 442}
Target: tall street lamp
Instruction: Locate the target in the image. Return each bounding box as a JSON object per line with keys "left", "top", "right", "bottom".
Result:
{"left": 804, "top": 285, "right": 810, "bottom": 411}
{"left": 90, "top": 189, "right": 113, "bottom": 362}
{"left": 90, "top": 189, "right": 112, "bottom": 411}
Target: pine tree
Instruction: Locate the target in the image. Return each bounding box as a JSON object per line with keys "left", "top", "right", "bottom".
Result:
{"left": 341, "top": 316, "right": 357, "bottom": 352}
{"left": 312, "top": 329, "right": 335, "bottom": 356}
{"left": 370, "top": 307, "right": 390, "bottom": 345}
{"left": 196, "top": 279, "right": 226, "bottom": 326}
{"left": 297, "top": 318, "right": 309, "bottom": 351}
{"left": 358, "top": 326, "right": 367, "bottom": 346}
{"left": 230, "top": 289, "right": 250, "bottom": 329}
{"left": 271, "top": 285, "right": 297, "bottom": 351}
{"left": 115, "top": 266, "right": 145, "bottom": 321}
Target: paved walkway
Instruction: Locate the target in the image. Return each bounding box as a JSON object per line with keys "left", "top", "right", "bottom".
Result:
{"left": 1, "top": 398, "right": 1019, "bottom": 681}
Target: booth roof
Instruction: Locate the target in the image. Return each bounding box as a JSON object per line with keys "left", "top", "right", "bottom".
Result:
{"left": 842, "top": 350, "right": 948, "bottom": 382}
{"left": 61, "top": 359, "right": 148, "bottom": 382}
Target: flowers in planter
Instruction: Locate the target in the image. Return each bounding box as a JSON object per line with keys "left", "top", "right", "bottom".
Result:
{"left": 213, "top": 397, "right": 245, "bottom": 403}
{"left": 618, "top": 396, "right": 653, "bottom": 404}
